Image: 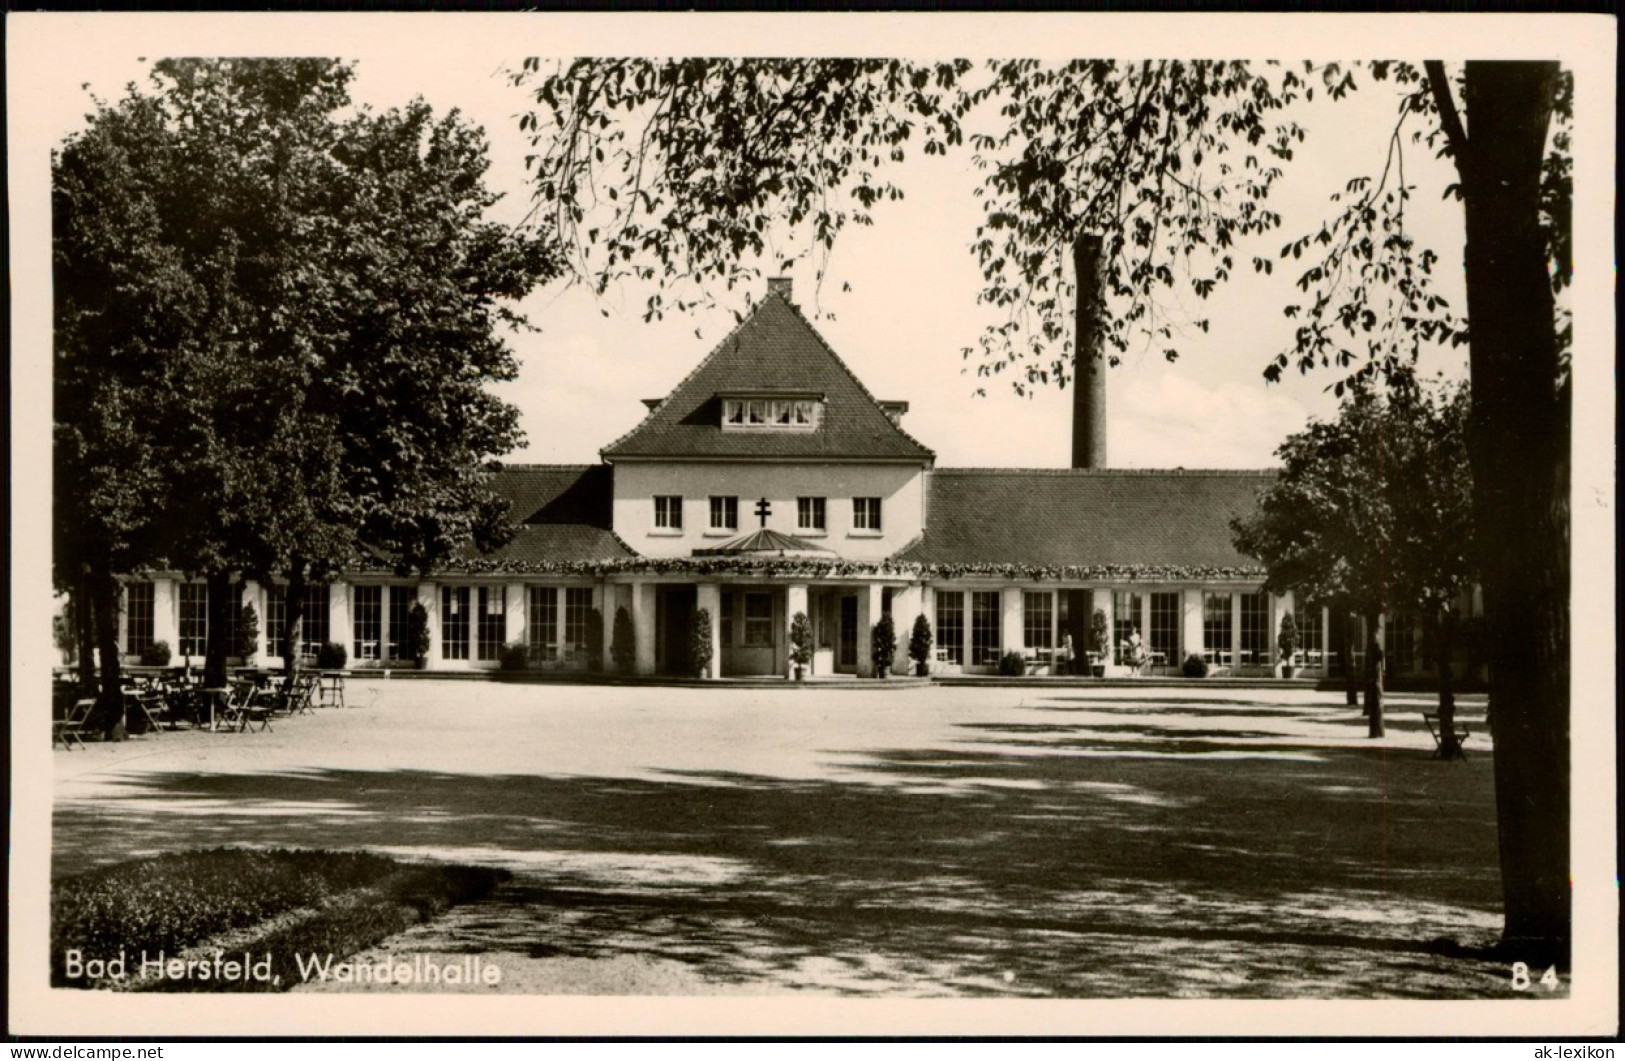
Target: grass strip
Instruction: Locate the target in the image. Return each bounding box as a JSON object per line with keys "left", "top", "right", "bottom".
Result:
{"left": 53, "top": 848, "right": 509, "bottom": 992}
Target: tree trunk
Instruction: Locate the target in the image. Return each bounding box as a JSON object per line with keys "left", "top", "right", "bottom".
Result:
{"left": 1426, "top": 607, "right": 1462, "bottom": 758}
{"left": 204, "top": 569, "right": 234, "bottom": 689}
{"left": 1363, "top": 609, "right": 1385, "bottom": 737}
{"left": 73, "top": 577, "right": 98, "bottom": 689}
{"left": 1459, "top": 61, "right": 1570, "bottom": 963}
{"left": 282, "top": 564, "right": 307, "bottom": 681}
{"left": 88, "top": 566, "right": 125, "bottom": 739}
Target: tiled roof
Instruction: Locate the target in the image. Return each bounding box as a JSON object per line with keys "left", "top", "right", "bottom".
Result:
{"left": 601, "top": 293, "right": 934, "bottom": 462}
{"left": 451, "top": 465, "right": 633, "bottom": 565}
{"left": 895, "top": 469, "right": 1276, "bottom": 570}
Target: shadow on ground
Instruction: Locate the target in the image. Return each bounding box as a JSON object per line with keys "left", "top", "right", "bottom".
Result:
{"left": 54, "top": 711, "right": 1513, "bottom": 998}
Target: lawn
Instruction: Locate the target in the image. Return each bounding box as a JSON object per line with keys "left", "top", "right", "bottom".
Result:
{"left": 51, "top": 680, "right": 1523, "bottom": 998}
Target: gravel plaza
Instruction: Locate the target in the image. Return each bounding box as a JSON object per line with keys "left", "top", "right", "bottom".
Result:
{"left": 48, "top": 678, "right": 1524, "bottom": 999}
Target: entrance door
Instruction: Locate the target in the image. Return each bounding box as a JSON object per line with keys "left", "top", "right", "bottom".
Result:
{"left": 838, "top": 595, "right": 858, "bottom": 671}
{"left": 659, "top": 586, "right": 696, "bottom": 676}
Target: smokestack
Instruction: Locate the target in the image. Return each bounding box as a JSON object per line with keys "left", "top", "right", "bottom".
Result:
{"left": 1071, "top": 233, "right": 1107, "bottom": 469}
{"left": 767, "top": 276, "right": 793, "bottom": 303}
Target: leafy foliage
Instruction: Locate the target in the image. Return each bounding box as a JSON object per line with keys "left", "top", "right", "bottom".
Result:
{"left": 690, "top": 607, "right": 714, "bottom": 678}
{"left": 500, "top": 641, "right": 531, "bottom": 671}
{"left": 908, "top": 613, "right": 933, "bottom": 675}
{"left": 870, "top": 613, "right": 897, "bottom": 675}
{"left": 1277, "top": 611, "right": 1299, "bottom": 663}
{"left": 998, "top": 651, "right": 1027, "bottom": 677}
{"left": 405, "top": 601, "right": 431, "bottom": 665}
{"left": 234, "top": 603, "right": 260, "bottom": 661}
{"left": 139, "top": 640, "right": 172, "bottom": 667}
{"left": 316, "top": 642, "right": 348, "bottom": 670}
{"left": 610, "top": 605, "right": 635, "bottom": 670}
{"left": 788, "top": 611, "right": 814, "bottom": 668}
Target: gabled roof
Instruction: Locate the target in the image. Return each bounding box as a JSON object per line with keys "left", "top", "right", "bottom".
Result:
{"left": 895, "top": 469, "right": 1275, "bottom": 571}
{"left": 452, "top": 464, "right": 633, "bottom": 565}
{"left": 601, "top": 292, "right": 934, "bottom": 463}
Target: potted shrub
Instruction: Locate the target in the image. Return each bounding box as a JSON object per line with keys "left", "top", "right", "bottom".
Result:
{"left": 908, "top": 614, "right": 933, "bottom": 677}
{"left": 610, "top": 606, "right": 635, "bottom": 673}
{"left": 406, "top": 601, "right": 431, "bottom": 668}
{"left": 998, "top": 650, "right": 1027, "bottom": 677}
{"left": 690, "top": 607, "right": 714, "bottom": 679}
{"left": 585, "top": 608, "right": 605, "bottom": 671}
{"left": 316, "top": 641, "right": 348, "bottom": 670}
{"left": 499, "top": 641, "right": 530, "bottom": 671}
{"left": 140, "top": 639, "right": 172, "bottom": 667}
{"left": 789, "top": 611, "right": 813, "bottom": 681}
{"left": 871, "top": 613, "right": 897, "bottom": 679}
{"left": 1089, "top": 609, "right": 1110, "bottom": 677}
{"left": 234, "top": 602, "right": 260, "bottom": 664}
{"left": 1277, "top": 611, "right": 1299, "bottom": 679}
{"left": 1182, "top": 653, "right": 1209, "bottom": 678}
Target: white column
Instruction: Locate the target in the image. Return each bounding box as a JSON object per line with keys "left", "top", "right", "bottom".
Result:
{"left": 418, "top": 582, "right": 440, "bottom": 667}
{"left": 1231, "top": 592, "right": 1244, "bottom": 671}
{"left": 785, "top": 583, "right": 809, "bottom": 677}
{"left": 633, "top": 582, "right": 656, "bottom": 676}
{"left": 329, "top": 582, "right": 350, "bottom": 666}
{"left": 152, "top": 578, "right": 178, "bottom": 655}
{"left": 891, "top": 583, "right": 922, "bottom": 675}
{"left": 1001, "top": 587, "right": 1024, "bottom": 660}
{"left": 506, "top": 582, "right": 527, "bottom": 650}
{"left": 857, "top": 582, "right": 882, "bottom": 677}
{"left": 1183, "top": 588, "right": 1205, "bottom": 663}
{"left": 695, "top": 582, "right": 721, "bottom": 679}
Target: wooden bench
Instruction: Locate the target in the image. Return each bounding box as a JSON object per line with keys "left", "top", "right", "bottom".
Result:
{"left": 1422, "top": 712, "right": 1470, "bottom": 760}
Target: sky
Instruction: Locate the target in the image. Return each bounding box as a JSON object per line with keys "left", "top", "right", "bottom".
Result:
{"left": 13, "top": 12, "right": 1488, "bottom": 472}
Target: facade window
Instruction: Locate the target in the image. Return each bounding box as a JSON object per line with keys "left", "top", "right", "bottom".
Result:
{"left": 654, "top": 495, "right": 683, "bottom": 530}
{"left": 722, "top": 397, "right": 822, "bottom": 430}
{"left": 477, "top": 586, "right": 506, "bottom": 662}
{"left": 528, "top": 587, "right": 558, "bottom": 660}
{"left": 1149, "top": 592, "right": 1181, "bottom": 667}
{"left": 300, "top": 584, "right": 331, "bottom": 659}
{"left": 1112, "top": 590, "right": 1143, "bottom": 665}
{"left": 1203, "top": 592, "right": 1233, "bottom": 661}
{"left": 1022, "top": 591, "right": 1054, "bottom": 651}
{"left": 565, "top": 587, "right": 593, "bottom": 651}
{"left": 744, "top": 592, "right": 774, "bottom": 646}
{"left": 387, "top": 587, "right": 413, "bottom": 661}
{"left": 265, "top": 586, "right": 287, "bottom": 658}
{"left": 971, "top": 591, "right": 1002, "bottom": 666}
{"left": 1385, "top": 612, "right": 1416, "bottom": 673}
{"left": 853, "top": 497, "right": 882, "bottom": 532}
{"left": 353, "top": 585, "right": 383, "bottom": 661}
{"left": 797, "top": 496, "right": 826, "bottom": 532}
{"left": 1297, "top": 604, "right": 1324, "bottom": 661}
{"left": 124, "top": 581, "right": 155, "bottom": 656}
{"left": 441, "top": 586, "right": 471, "bottom": 661}
{"left": 178, "top": 583, "right": 208, "bottom": 659}
{"left": 1240, "top": 591, "right": 1270, "bottom": 664}
{"left": 935, "top": 591, "right": 965, "bottom": 665}
{"left": 709, "top": 495, "right": 738, "bottom": 532}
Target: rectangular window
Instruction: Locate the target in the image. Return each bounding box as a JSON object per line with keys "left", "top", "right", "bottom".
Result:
{"left": 792, "top": 400, "right": 819, "bottom": 426}
{"left": 354, "top": 585, "right": 383, "bottom": 661}
{"left": 265, "top": 586, "right": 287, "bottom": 658}
{"left": 1240, "top": 591, "right": 1270, "bottom": 664}
{"left": 771, "top": 399, "right": 793, "bottom": 425}
{"left": 1112, "top": 590, "right": 1143, "bottom": 665}
{"left": 709, "top": 495, "right": 738, "bottom": 532}
{"left": 124, "top": 581, "right": 155, "bottom": 656}
{"left": 477, "top": 586, "right": 506, "bottom": 662}
{"left": 724, "top": 397, "right": 822, "bottom": 429}
{"left": 744, "top": 592, "right": 774, "bottom": 646}
{"left": 300, "top": 584, "right": 331, "bottom": 658}
{"left": 797, "top": 496, "right": 826, "bottom": 532}
{"left": 724, "top": 399, "right": 746, "bottom": 425}
{"left": 971, "top": 591, "right": 1002, "bottom": 666}
{"left": 1298, "top": 604, "right": 1324, "bottom": 661}
{"left": 441, "top": 585, "right": 471, "bottom": 661}
{"left": 565, "top": 587, "right": 593, "bottom": 651}
{"left": 654, "top": 495, "right": 683, "bottom": 530}
{"left": 528, "top": 586, "right": 558, "bottom": 660}
{"left": 1385, "top": 612, "right": 1416, "bottom": 673}
{"left": 387, "top": 587, "right": 413, "bottom": 661}
{"left": 935, "top": 591, "right": 965, "bottom": 665}
{"left": 853, "top": 497, "right": 882, "bottom": 532}
{"left": 1203, "top": 592, "right": 1233, "bottom": 661}
{"left": 747, "top": 399, "right": 768, "bottom": 425}
{"left": 1150, "top": 592, "right": 1181, "bottom": 668}
{"left": 1022, "top": 591, "right": 1053, "bottom": 651}
{"left": 178, "top": 583, "right": 208, "bottom": 659}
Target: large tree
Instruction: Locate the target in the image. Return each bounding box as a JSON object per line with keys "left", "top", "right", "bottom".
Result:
{"left": 54, "top": 58, "right": 556, "bottom": 705}
{"left": 513, "top": 57, "right": 1571, "bottom": 961}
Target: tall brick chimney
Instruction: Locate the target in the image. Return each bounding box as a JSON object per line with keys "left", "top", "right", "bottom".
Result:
{"left": 767, "top": 276, "right": 793, "bottom": 303}
{"left": 1070, "top": 233, "right": 1107, "bottom": 469}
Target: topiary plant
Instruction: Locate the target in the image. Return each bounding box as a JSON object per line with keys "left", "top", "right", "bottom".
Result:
{"left": 690, "top": 607, "right": 714, "bottom": 678}
{"left": 316, "top": 641, "right": 348, "bottom": 670}
{"left": 1182, "top": 653, "right": 1209, "bottom": 678}
{"left": 406, "top": 601, "right": 431, "bottom": 667}
{"left": 500, "top": 641, "right": 531, "bottom": 671}
{"left": 908, "top": 614, "right": 933, "bottom": 676}
{"left": 235, "top": 602, "right": 260, "bottom": 662}
{"left": 871, "top": 613, "right": 897, "bottom": 678}
{"left": 998, "top": 650, "right": 1027, "bottom": 677}
{"left": 788, "top": 611, "right": 814, "bottom": 679}
{"left": 610, "top": 606, "right": 635, "bottom": 672}
{"left": 140, "top": 640, "right": 172, "bottom": 667}
{"left": 1277, "top": 611, "right": 1299, "bottom": 676}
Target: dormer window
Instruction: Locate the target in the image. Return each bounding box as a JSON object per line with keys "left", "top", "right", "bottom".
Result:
{"left": 721, "top": 395, "right": 823, "bottom": 431}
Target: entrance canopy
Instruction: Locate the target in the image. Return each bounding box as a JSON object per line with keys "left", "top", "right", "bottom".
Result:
{"left": 692, "top": 528, "right": 835, "bottom": 560}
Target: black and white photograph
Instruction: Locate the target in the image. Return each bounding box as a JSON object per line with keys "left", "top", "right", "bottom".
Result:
{"left": 8, "top": 10, "right": 1617, "bottom": 1040}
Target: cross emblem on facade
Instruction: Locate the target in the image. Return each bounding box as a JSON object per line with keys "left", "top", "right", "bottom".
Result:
{"left": 754, "top": 497, "right": 772, "bottom": 528}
